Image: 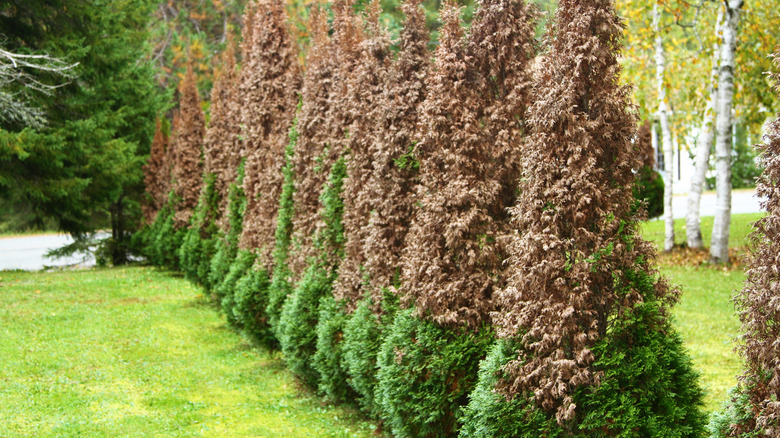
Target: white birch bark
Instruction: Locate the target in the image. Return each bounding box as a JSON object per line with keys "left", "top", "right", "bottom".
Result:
{"left": 710, "top": 0, "right": 742, "bottom": 263}
{"left": 654, "top": 4, "right": 675, "bottom": 252}
{"left": 686, "top": 11, "right": 723, "bottom": 249}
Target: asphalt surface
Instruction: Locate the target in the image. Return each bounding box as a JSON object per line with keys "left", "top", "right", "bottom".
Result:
{"left": 669, "top": 189, "right": 763, "bottom": 220}
{"left": 0, "top": 233, "right": 95, "bottom": 271}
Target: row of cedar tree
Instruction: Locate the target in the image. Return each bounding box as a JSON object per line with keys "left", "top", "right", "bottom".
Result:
{"left": 136, "top": 0, "right": 780, "bottom": 434}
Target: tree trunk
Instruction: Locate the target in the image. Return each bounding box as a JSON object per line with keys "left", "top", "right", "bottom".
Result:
{"left": 686, "top": 11, "right": 723, "bottom": 249}
{"left": 710, "top": 0, "right": 742, "bottom": 264}
{"left": 110, "top": 194, "right": 128, "bottom": 266}
{"left": 655, "top": 4, "right": 674, "bottom": 252}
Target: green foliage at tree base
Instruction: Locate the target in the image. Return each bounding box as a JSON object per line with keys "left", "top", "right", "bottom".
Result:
{"left": 179, "top": 173, "right": 220, "bottom": 288}
{"left": 207, "top": 162, "right": 246, "bottom": 296}
{"left": 461, "top": 270, "right": 707, "bottom": 437}
{"left": 279, "top": 262, "right": 334, "bottom": 388}
{"left": 342, "top": 288, "right": 400, "bottom": 417}
{"left": 313, "top": 295, "right": 355, "bottom": 403}
{"left": 708, "top": 386, "right": 765, "bottom": 438}
{"left": 134, "top": 193, "right": 184, "bottom": 269}
{"left": 376, "top": 309, "right": 494, "bottom": 438}
{"left": 233, "top": 266, "right": 275, "bottom": 348}
{"left": 217, "top": 249, "right": 256, "bottom": 328}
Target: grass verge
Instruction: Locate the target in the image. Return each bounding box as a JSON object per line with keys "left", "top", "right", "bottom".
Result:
{"left": 0, "top": 266, "right": 374, "bottom": 437}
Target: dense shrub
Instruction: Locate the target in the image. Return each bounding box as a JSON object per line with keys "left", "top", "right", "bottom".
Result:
{"left": 139, "top": 192, "right": 185, "bottom": 269}
{"left": 375, "top": 0, "right": 535, "bottom": 433}
{"left": 332, "top": 0, "right": 392, "bottom": 308}
{"left": 217, "top": 249, "right": 256, "bottom": 327}
{"left": 360, "top": 0, "right": 429, "bottom": 300}
{"left": 142, "top": 118, "right": 170, "bottom": 224}
{"left": 313, "top": 294, "right": 355, "bottom": 402}
{"left": 287, "top": 6, "right": 341, "bottom": 281}
{"left": 179, "top": 172, "right": 219, "bottom": 286}
{"left": 238, "top": 0, "right": 301, "bottom": 269}
{"left": 171, "top": 64, "right": 205, "bottom": 229}
{"left": 342, "top": 287, "right": 399, "bottom": 416}
{"left": 463, "top": 287, "right": 706, "bottom": 438}
{"left": 233, "top": 264, "right": 274, "bottom": 347}
{"left": 708, "top": 386, "right": 764, "bottom": 438}
{"left": 376, "top": 309, "right": 494, "bottom": 438}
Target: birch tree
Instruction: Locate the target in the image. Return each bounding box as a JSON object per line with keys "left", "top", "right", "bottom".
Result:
{"left": 710, "top": 0, "right": 743, "bottom": 264}
{"left": 686, "top": 10, "right": 723, "bottom": 249}
{"left": 654, "top": 3, "right": 675, "bottom": 252}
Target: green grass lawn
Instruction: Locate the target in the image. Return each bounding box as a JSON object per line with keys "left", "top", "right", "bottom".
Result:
{"left": 665, "top": 265, "right": 743, "bottom": 413}
{"left": 0, "top": 267, "right": 374, "bottom": 437}
{"left": 641, "top": 214, "right": 763, "bottom": 413}
{"left": 642, "top": 212, "right": 764, "bottom": 253}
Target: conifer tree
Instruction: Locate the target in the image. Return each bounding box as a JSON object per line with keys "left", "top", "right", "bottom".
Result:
{"left": 331, "top": 0, "right": 392, "bottom": 311}
{"left": 339, "top": 0, "right": 430, "bottom": 415}
{"left": 207, "top": 5, "right": 255, "bottom": 294}
{"left": 729, "top": 48, "right": 780, "bottom": 436}
{"left": 142, "top": 118, "right": 169, "bottom": 224}
{"left": 462, "top": 0, "right": 705, "bottom": 434}
{"left": 278, "top": 0, "right": 362, "bottom": 389}
{"left": 315, "top": 0, "right": 393, "bottom": 403}
{"left": 238, "top": 0, "right": 301, "bottom": 269}
{"left": 172, "top": 63, "right": 205, "bottom": 229}
{"left": 204, "top": 38, "right": 242, "bottom": 229}
{"left": 375, "top": 0, "right": 536, "bottom": 434}
{"left": 179, "top": 40, "right": 240, "bottom": 287}
{"left": 284, "top": 6, "right": 342, "bottom": 283}
{"left": 359, "top": 0, "right": 429, "bottom": 299}
{"left": 266, "top": 7, "right": 335, "bottom": 334}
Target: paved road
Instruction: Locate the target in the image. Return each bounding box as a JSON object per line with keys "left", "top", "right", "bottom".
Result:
{"left": 0, "top": 234, "right": 95, "bottom": 271}
{"left": 670, "top": 189, "right": 763, "bottom": 220}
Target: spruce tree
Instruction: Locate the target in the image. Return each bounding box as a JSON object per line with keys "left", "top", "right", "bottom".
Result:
{"left": 728, "top": 48, "right": 780, "bottom": 437}
{"left": 462, "top": 0, "right": 706, "bottom": 434}
{"left": 376, "top": 0, "right": 536, "bottom": 434}
{"left": 172, "top": 63, "right": 205, "bottom": 229}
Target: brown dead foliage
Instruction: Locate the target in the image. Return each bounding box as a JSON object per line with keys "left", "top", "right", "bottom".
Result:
{"left": 735, "top": 48, "right": 780, "bottom": 436}
{"left": 143, "top": 119, "right": 170, "bottom": 224}
{"left": 287, "top": 2, "right": 363, "bottom": 280}
{"left": 400, "top": 0, "right": 536, "bottom": 329}
{"left": 360, "top": 0, "right": 430, "bottom": 310}
{"left": 238, "top": 0, "right": 302, "bottom": 271}
{"left": 332, "top": 0, "right": 393, "bottom": 310}
{"left": 203, "top": 37, "right": 242, "bottom": 232}
{"left": 492, "top": 0, "right": 677, "bottom": 423}
{"left": 172, "top": 63, "right": 206, "bottom": 228}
